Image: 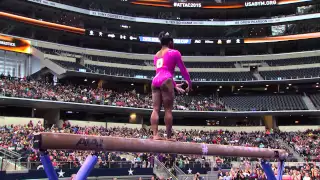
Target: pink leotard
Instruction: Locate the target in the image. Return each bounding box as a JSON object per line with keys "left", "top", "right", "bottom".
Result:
{"left": 152, "top": 49, "right": 191, "bottom": 88}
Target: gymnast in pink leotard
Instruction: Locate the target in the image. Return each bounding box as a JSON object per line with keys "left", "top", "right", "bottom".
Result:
{"left": 152, "top": 49, "right": 192, "bottom": 88}
{"left": 150, "top": 31, "right": 192, "bottom": 141}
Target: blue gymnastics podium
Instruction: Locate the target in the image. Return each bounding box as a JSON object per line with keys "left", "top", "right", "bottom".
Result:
{"left": 40, "top": 151, "right": 97, "bottom": 180}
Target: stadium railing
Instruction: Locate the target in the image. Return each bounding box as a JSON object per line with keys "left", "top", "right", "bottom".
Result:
{"left": 0, "top": 160, "right": 150, "bottom": 171}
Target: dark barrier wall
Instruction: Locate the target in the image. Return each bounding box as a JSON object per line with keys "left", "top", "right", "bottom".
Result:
{"left": 0, "top": 168, "right": 153, "bottom": 180}
{"left": 181, "top": 167, "right": 210, "bottom": 175}
{"left": 181, "top": 167, "right": 231, "bottom": 174}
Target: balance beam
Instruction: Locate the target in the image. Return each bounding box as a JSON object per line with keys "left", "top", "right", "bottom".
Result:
{"left": 34, "top": 132, "right": 288, "bottom": 160}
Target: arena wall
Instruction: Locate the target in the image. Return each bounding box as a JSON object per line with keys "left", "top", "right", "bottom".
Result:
{"left": 0, "top": 117, "right": 43, "bottom": 126}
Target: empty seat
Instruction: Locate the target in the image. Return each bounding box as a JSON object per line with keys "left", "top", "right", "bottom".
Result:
{"left": 50, "top": 60, "right": 91, "bottom": 71}
{"left": 87, "top": 65, "right": 255, "bottom": 81}
{"left": 260, "top": 68, "right": 320, "bottom": 80}
{"left": 266, "top": 56, "right": 320, "bottom": 66}
{"left": 221, "top": 94, "right": 308, "bottom": 111}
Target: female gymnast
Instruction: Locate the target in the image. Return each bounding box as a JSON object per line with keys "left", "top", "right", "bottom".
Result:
{"left": 150, "top": 31, "right": 192, "bottom": 141}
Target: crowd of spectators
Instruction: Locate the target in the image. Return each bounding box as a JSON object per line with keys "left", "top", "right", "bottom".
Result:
{"left": 215, "top": 161, "right": 320, "bottom": 180}
{"left": 0, "top": 76, "right": 225, "bottom": 111}
{"left": 1, "top": 119, "right": 320, "bottom": 179}
{"left": 280, "top": 130, "right": 320, "bottom": 162}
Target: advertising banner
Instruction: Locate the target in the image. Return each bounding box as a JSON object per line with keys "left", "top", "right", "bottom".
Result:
{"left": 244, "top": 32, "right": 320, "bottom": 43}
{"left": 0, "top": 35, "right": 31, "bottom": 54}
{"left": 244, "top": 0, "right": 277, "bottom": 7}
{"left": 27, "top": 0, "right": 317, "bottom": 26}
{"left": 131, "top": 0, "right": 311, "bottom": 8}
{"left": 139, "top": 36, "right": 192, "bottom": 44}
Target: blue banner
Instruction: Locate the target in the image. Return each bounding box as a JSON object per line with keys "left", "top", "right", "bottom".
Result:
{"left": 139, "top": 36, "right": 192, "bottom": 44}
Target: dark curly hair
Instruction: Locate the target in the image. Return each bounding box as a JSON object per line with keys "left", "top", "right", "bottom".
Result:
{"left": 158, "top": 31, "right": 173, "bottom": 46}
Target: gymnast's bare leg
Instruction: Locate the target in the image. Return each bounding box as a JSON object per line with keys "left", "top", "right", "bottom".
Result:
{"left": 150, "top": 86, "right": 163, "bottom": 140}
{"left": 161, "top": 79, "right": 175, "bottom": 141}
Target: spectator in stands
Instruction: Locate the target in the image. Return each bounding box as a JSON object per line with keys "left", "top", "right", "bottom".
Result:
{"left": 223, "top": 171, "right": 231, "bottom": 180}
{"left": 193, "top": 172, "right": 201, "bottom": 180}
{"left": 303, "top": 173, "right": 311, "bottom": 180}
{"left": 281, "top": 130, "right": 320, "bottom": 161}
{"left": 249, "top": 169, "right": 258, "bottom": 179}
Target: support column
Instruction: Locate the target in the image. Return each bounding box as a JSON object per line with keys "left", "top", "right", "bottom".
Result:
{"left": 259, "top": 118, "right": 263, "bottom": 126}
{"left": 74, "top": 155, "right": 98, "bottom": 180}
{"left": 144, "top": 83, "right": 149, "bottom": 94}
{"left": 43, "top": 109, "right": 60, "bottom": 128}
{"left": 220, "top": 47, "right": 225, "bottom": 56}
{"left": 40, "top": 151, "right": 58, "bottom": 180}
{"left": 24, "top": 56, "right": 28, "bottom": 77}
{"left": 31, "top": 108, "right": 35, "bottom": 118}
{"left": 268, "top": 44, "right": 273, "bottom": 54}
{"left": 15, "top": 57, "right": 19, "bottom": 78}
{"left": 263, "top": 115, "right": 274, "bottom": 129}
{"left": 31, "top": 30, "right": 35, "bottom": 39}
{"left": 273, "top": 116, "right": 278, "bottom": 129}
{"left": 28, "top": 56, "right": 32, "bottom": 76}
{"left": 4, "top": 51, "right": 6, "bottom": 75}
{"left": 129, "top": 113, "right": 143, "bottom": 124}
{"left": 261, "top": 160, "right": 277, "bottom": 180}
{"left": 277, "top": 160, "right": 285, "bottom": 180}
{"left": 242, "top": 46, "right": 248, "bottom": 55}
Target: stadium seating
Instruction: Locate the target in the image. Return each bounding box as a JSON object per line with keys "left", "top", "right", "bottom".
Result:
{"left": 221, "top": 95, "right": 308, "bottom": 111}
{"left": 38, "top": 47, "right": 320, "bottom": 82}
{"left": 266, "top": 56, "right": 320, "bottom": 66}
{"left": 50, "top": 60, "right": 90, "bottom": 71}
{"left": 85, "top": 65, "right": 256, "bottom": 81}
{"left": 309, "top": 93, "right": 320, "bottom": 110}
{"left": 86, "top": 65, "right": 154, "bottom": 78}
{"left": 88, "top": 55, "right": 149, "bottom": 66}
{"left": 190, "top": 72, "right": 255, "bottom": 81}
{"left": 184, "top": 62, "right": 235, "bottom": 68}
{"left": 260, "top": 68, "right": 320, "bottom": 80}
{"left": 88, "top": 58, "right": 236, "bottom": 68}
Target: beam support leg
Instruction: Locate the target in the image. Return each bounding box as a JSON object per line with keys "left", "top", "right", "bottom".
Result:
{"left": 74, "top": 155, "right": 98, "bottom": 180}
{"left": 40, "top": 151, "right": 58, "bottom": 180}
{"left": 277, "top": 160, "right": 285, "bottom": 180}
{"left": 261, "top": 159, "right": 276, "bottom": 180}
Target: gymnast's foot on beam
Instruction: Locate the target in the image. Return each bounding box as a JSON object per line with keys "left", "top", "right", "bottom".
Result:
{"left": 166, "top": 137, "right": 176, "bottom": 142}
{"left": 152, "top": 135, "right": 164, "bottom": 140}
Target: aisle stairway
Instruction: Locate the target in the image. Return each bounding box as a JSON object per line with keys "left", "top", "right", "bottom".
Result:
{"left": 0, "top": 147, "right": 26, "bottom": 171}
{"left": 253, "top": 72, "right": 264, "bottom": 80}
{"left": 33, "top": 47, "right": 66, "bottom": 75}
{"left": 302, "top": 93, "right": 317, "bottom": 110}
{"left": 153, "top": 157, "right": 177, "bottom": 180}
{"left": 173, "top": 164, "right": 188, "bottom": 180}
{"left": 274, "top": 135, "right": 304, "bottom": 162}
